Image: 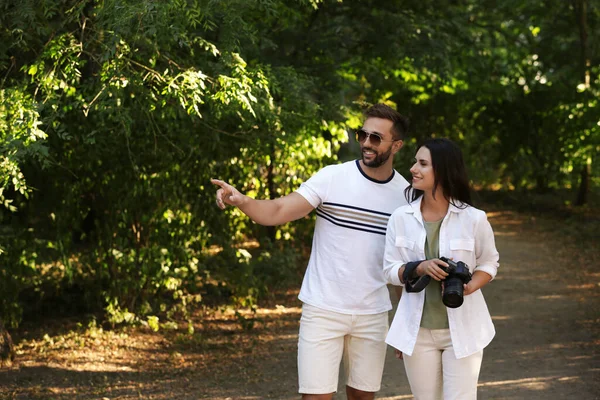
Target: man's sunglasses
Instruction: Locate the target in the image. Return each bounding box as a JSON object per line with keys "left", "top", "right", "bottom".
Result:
{"left": 355, "top": 128, "right": 398, "bottom": 147}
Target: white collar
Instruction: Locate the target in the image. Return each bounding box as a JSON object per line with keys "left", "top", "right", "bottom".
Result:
{"left": 404, "top": 196, "right": 468, "bottom": 221}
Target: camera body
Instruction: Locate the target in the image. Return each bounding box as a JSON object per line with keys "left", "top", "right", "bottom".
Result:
{"left": 439, "top": 257, "right": 472, "bottom": 308}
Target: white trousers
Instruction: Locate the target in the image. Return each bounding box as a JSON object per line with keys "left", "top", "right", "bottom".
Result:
{"left": 403, "top": 328, "right": 483, "bottom": 400}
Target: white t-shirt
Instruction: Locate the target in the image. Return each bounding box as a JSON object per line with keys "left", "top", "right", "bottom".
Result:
{"left": 295, "top": 160, "right": 409, "bottom": 314}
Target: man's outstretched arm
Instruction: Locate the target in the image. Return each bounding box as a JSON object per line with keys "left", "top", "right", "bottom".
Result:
{"left": 211, "top": 179, "right": 315, "bottom": 226}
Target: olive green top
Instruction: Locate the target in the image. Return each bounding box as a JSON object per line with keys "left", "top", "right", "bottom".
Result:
{"left": 420, "top": 218, "right": 449, "bottom": 329}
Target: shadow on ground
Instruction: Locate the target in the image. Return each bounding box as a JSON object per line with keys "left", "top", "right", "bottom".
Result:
{"left": 1, "top": 211, "right": 599, "bottom": 399}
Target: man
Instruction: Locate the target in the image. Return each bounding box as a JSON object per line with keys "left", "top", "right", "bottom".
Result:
{"left": 211, "top": 104, "right": 409, "bottom": 400}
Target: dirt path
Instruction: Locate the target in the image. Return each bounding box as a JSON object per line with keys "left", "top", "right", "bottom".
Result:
{"left": 1, "top": 210, "right": 599, "bottom": 399}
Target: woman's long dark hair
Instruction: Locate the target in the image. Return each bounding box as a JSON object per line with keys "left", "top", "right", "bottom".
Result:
{"left": 404, "top": 138, "right": 472, "bottom": 208}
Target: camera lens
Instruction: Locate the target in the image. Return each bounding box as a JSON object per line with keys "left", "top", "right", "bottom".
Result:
{"left": 442, "top": 277, "right": 464, "bottom": 308}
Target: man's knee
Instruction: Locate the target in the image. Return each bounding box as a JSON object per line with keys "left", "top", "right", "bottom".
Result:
{"left": 302, "top": 393, "right": 334, "bottom": 400}
{"left": 346, "top": 385, "right": 375, "bottom": 400}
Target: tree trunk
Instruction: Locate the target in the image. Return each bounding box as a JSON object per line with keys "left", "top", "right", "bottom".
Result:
{"left": 266, "top": 140, "right": 276, "bottom": 242}
{"left": 573, "top": 0, "right": 591, "bottom": 206}
{"left": 575, "top": 159, "right": 591, "bottom": 206}
{"left": 574, "top": 0, "right": 591, "bottom": 89}
{"left": 0, "top": 318, "right": 15, "bottom": 368}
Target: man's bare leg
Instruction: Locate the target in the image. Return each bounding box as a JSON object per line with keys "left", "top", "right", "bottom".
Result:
{"left": 302, "top": 393, "right": 334, "bottom": 400}
{"left": 346, "top": 386, "right": 375, "bottom": 400}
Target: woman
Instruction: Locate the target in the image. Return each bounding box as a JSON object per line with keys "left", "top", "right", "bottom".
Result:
{"left": 383, "top": 138, "right": 499, "bottom": 400}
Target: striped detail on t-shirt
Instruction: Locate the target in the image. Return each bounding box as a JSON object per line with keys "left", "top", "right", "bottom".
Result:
{"left": 315, "top": 202, "right": 391, "bottom": 235}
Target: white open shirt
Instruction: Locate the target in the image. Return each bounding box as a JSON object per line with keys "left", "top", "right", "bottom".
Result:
{"left": 383, "top": 196, "right": 499, "bottom": 359}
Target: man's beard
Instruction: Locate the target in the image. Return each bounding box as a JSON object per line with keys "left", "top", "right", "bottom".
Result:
{"left": 362, "top": 146, "right": 392, "bottom": 168}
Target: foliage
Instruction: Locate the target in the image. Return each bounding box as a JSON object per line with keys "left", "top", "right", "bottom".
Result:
{"left": 0, "top": 0, "right": 598, "bottom": 328}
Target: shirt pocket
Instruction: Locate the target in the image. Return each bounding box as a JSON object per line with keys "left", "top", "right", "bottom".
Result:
{"left": 449, "top": 238, "right": 475, "bottom": 268}
{"left": 395, "top": 236, "right": 417, "bottom": 261}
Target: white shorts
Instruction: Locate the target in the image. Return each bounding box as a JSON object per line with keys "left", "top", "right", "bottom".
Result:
{"left": 297, "top": 303, "right": 389, "bottom": 394}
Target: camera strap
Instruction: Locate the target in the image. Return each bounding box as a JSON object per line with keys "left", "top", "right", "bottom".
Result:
{"left": 403, "top": 260, "right": 431, "bottom": 293}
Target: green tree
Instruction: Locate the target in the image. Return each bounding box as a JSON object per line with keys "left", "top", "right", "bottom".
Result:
{"left": 0, "top": 0, "right": 597, "bottom": 330}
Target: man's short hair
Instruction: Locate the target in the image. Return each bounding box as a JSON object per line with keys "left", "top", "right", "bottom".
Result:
{"left": 364, "top": 104, "right": 409, "bottom": 140}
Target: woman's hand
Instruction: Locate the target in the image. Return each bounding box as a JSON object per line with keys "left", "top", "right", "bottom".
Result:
{"left": 416, "top": 259, "right": 449, "bottom": 281}
{"left": 463, "top": 282, "right": 476, "bottom": 296}
{"left": 394, "top": 349, "right": 403, "bottom": 360}
{"left": 462, "top": 271, "right": 492, "bottom": 296}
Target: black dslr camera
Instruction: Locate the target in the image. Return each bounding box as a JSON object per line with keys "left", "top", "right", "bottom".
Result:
{"left": 439, "top": 257, "right": 472, "bottom": 308}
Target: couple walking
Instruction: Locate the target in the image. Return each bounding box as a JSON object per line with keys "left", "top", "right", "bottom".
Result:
{"left": 212, "top": 104, "right": 499, "bottom": 400}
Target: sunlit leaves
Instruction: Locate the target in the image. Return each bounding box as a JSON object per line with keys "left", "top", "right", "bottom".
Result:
{"left": 0, "top": 0, "right": 597, "bottom": 329}
{"left": 0, "top": 87, "right": 48, "bottom": 207}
